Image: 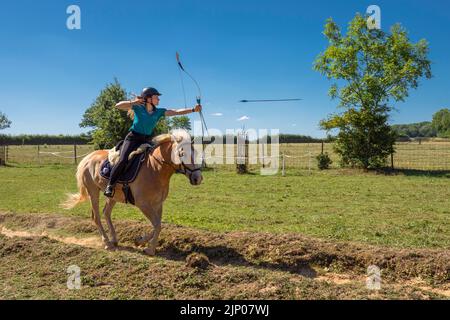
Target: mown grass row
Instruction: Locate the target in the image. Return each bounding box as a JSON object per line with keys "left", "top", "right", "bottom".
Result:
{"left": 0, "top": 164, "right": 449, "bottom": 249}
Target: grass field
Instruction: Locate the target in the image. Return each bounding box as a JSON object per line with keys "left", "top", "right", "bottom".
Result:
{"left": 0, "top": 164, "right": 449, "bottom": 249}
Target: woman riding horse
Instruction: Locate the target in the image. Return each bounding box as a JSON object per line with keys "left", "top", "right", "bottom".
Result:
{"left": 104, "top": 87, "right": 202, "bottom": 197}
{"left": 62, "top": 128, "right": 203, "bottom": 254}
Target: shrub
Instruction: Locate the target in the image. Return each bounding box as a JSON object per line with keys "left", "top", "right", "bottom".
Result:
{"left": 317, "top": 153, "right": 332, "bottom": 170}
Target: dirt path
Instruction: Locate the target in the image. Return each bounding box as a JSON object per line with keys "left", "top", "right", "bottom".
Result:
{"left": 0, "top": 225, "right": 103, "bottom": 249}
{"left": 0, "top": 212, "right": 448, "bottom": 299}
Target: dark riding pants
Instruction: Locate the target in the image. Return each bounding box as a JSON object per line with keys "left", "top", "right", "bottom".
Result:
{"left": 108, "top": 131, "right": 152, "bottom": 186}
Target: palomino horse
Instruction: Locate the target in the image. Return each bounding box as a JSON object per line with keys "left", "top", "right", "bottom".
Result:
{"left": 62, "top": 129, "right": 203, "bottom": 255}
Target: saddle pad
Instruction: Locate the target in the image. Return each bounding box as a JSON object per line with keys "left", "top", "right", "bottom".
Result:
{"left": 100, "top": 151, "right": 147, "bottom": 184}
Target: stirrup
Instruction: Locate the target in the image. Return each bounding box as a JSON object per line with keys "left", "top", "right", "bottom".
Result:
{"left": 104, "top": 184, "right": 115, "bottom": 198}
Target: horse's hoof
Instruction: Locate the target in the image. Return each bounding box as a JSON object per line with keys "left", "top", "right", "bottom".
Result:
{"left": 143, "top": 248, "right": 156, "bottom": 256}
{"left": 104, "top": 242, "right": 117, "bottom": 251}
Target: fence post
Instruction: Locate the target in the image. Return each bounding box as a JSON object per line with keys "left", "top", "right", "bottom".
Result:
{"left": 5, "top": 145, "right": 8, "bottom": 164}
{"left": 202, "top": 142, "right": 207, "bottom": 169}
{"left": 308, "top": 152, "right": 312, "bottom": 173}
{"left": 261, "top": 143, "right": 265, "bottom": 169}
{"left": 37, "top": 145, "right": 40, "bottom": 165}
{"left": 236, "top": 131, "right": 248, "bottom": 174}
{"left": 282, "top": 153, "right": 285, "bottom": 177}
{"left": 321, "top": 141, "right": 324, "bottom": 154}
{"left": 0, "top": 145, "right": 4, "bottom": 166}
{"left": 74, "top": 144, "right": 77, "bottom": 165}
{"left": 391, "top": 152, "right": 394, "bottom": 170}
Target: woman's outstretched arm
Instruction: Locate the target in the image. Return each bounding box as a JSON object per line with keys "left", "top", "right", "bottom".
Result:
{"left": 165, "top": 104, "right": 202, "bottom": 117}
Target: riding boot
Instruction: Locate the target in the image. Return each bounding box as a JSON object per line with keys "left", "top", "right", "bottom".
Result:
{"left": 104, "top": 184, "right": 116, "bottom": 197}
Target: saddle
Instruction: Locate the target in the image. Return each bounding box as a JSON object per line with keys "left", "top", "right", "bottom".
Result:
{"left": 100, "top": 140, "right": 155, "bottom": 205}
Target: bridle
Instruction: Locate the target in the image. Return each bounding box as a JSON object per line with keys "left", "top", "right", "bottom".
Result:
{"left": 151, "top": 140, "right": 201, "bottom": 180}
{"left": 176, "top": 161, "right": 202, "bottom": 176}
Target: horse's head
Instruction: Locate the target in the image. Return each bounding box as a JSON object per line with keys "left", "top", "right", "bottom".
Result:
{"left": 169, "top": 129, "right": 203, "bottom": 186}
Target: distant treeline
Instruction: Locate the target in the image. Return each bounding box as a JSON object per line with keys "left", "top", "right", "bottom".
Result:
{"left": 391, "top": 122, "right": 437, "bottom": 138}
{"left": 0, "top": 134, "right": 91, "bottom": 145}
{"left": 219, "top": 134, "right": 330, "bottom": 143}
{"left": 0, "top": 133, "right": 328, "bottom": 145}
{"left": 257, "top": 134, "right": 331, "bottom": 143}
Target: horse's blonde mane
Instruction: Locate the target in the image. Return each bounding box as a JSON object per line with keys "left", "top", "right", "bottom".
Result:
{"left": 151, "top": 133, "right": 172, "bottom": 146}
{"left": 151, "top": 129, "right": 191, "bottom": 147}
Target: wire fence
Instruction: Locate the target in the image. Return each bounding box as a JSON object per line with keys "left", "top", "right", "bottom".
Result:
{"left": 0, "top": 144, "right": 93, "bottom": 165}
{"left": 392, "top": 141, "right": 450, "bottom": 171}
{"left": 275, "top": 141, "right": 450, "bottom": 171}
{"left": 286, "top": 141, "right": 450, "bottom": 171}
{"left": 1, "top": 140, "right": 450, "bottom": 171}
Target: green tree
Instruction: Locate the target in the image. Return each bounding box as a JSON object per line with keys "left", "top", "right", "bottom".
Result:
{"left": 314, "top": 14, "right": 432, "bottom": 168}
{"left": 431, "top": 108, "right": 450, "bottom": 138}
{"left": 168, "top": 116, "right": 192, "bottom": 131}
{"left": 80, "top": 79, "right": 189, "bottom": 149}
{"left": 0, "top": 111, "right": 11, "bottom": 130}
{"left": 80, "top": 79, "right": 130, "bottom": 149}
{"left": 391, "top": 122, "right": 437, "bottom": 138}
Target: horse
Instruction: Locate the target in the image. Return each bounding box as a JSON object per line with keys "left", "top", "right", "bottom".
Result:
{"left": 61, "top": 129, "right": 203, "bottom": 255}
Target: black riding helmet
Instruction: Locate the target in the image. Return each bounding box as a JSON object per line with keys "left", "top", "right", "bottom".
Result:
{"left": 140, "top": 87, "right": 162, "bottom": 102}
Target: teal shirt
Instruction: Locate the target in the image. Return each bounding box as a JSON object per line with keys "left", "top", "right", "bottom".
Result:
{"left": 129, "top": 105, "right": 167, "bottom": 136}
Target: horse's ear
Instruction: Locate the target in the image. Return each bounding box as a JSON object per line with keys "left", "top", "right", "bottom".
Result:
{"left": 170, "top": 135, "right": 180, "bottom": 143}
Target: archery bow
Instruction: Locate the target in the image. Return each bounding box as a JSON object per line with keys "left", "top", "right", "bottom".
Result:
{"left": 176, "top": 52, "right": 209, "bottom": 137}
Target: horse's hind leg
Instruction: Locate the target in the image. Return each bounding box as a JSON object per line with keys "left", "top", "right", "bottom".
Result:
{"left": 86, "top": 179, "right": 111, "bottom": 249}
{"left": 103, "top": 198, "right": 118, "bottom": 247}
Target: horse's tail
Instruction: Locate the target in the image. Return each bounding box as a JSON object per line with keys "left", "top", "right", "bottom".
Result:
{"left": 61, "top": 154, "right": 91, "bottom": 210}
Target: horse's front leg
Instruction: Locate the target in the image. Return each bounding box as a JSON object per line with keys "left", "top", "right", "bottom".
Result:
{"left": 137, "top": 204, "right": 162, "bottom": 256}
{"left": 144, "top": 221, "right": 161, "bottom": 256}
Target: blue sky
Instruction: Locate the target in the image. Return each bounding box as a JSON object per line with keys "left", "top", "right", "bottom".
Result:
{"left": 0, "top": 0, "right": 449, "bottom": 137}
